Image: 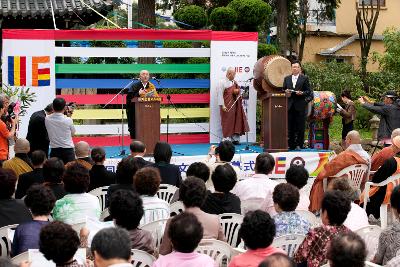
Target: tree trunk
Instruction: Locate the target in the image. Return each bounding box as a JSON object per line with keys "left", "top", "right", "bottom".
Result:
{"left": 138, "top": 0, "right": 156, "bottom": 64}
{"left": 298, "top": 0, "right": 308, "bottom": 61}
{"left": 276, "top": 0, "right": 289, "bottom": 55}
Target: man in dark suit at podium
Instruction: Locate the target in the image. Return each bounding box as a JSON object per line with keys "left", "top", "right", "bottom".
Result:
{"left": 126, "top": 70, "right": 157, "bottom": 139}
{"left": 283, "top": 61, "right": 312, "bottom": 150}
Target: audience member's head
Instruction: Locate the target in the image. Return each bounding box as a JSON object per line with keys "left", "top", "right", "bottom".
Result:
{"left": 91, "top": 147, "right": 106, "bottom": 164}
{"left": 31, "top": 150, "right": 47, "bottom": 168}
{"left": 180, "top": 177, "right": 207, "bottom": 208}
{"left": 0, "top": 169, "right": 17, "bottom": 199}
{"left": 43, "top": 157, "right": 65, "bottom": 184}
{"left": 115, "top": 156, "right": 141, "bottom": 184}
{"left": 212, "top": 163, "right": 237, "bottom": 193}
{"left": 39, "top": 221, "right": 80, "bottom": 265}
{"left": 14, "top": 138, "right": 30, "bottom": 154}
{"left": 186, "top": 162, "right": 210, "bottom": 183}
{"left": 390, "top": 185, "right": 400, "bottom": 217}
{"left": 24, "top": 184, "right": 56, "bottom": 217}
{"left": 44, "top": 103, "right": 54, "bottom": 114}
{"left": 109, "top": 190, "right": 144, "bottom": 230}
{"left": 52, "top": 98, "right": 66, "bottom": 113}
{"left": 391, "top": 128, "right": 400, "bottom": 140}
{"left": 327, "top": 232, "right": 367, "bottom": 267}
{"left": 154, "top": 142, "right": 172, "bottom": 163}
{"left": 74, "top": 141, "right": 91, "bottom": 158}
{"left": 391, "top": 136, "right": 400, "bottom": 153}
{"left": 273, "top": 183, "right": 300, "bottom": 212}
{"left": 134, "top": 167, "right": 161, "bottom": 196}
{"left": 327, "top": 177, "right": 355, "bottom": 200}
{"left": 285, "top": 165, "right": 309, "bottom": 190}
{"left": 258, "top": 253, "right": 295, "bottom": 267}
{"left": 0, "top": 258, "right": 16, "bottom": 267}
{"left": 216, "top": 140, "right": 235, "bottom": 162}
{"left": 345, "top": 130, "right": 361, "bottom": 147}
{"left": 63, "top": 163, "right": 90, "bottom": 193}
{"left": 91, "top": 227, "right": 132, "bottom": 267}
{"left": 321, "top": 191, "right": 351, "bottom": 226}
{"left": 239, "top": 210, "right": 276, "bottom": 250}
{"left": 168, "top": 212, "right": 203, "bottom": 253}
{"left": 255, "top": 152, "right": 275, "bottom": 175}
{"left": 130, "top": 141, "right": 146, "bottom": 156}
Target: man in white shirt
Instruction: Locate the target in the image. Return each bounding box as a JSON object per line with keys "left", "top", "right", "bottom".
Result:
{"left": 231, "top": 152, "right": 278, "bottom": 214}
{"left": 45, "top": 98, "right": 76, "bottom": 164}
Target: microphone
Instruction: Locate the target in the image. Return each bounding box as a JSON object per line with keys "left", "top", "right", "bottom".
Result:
{"left": 152, "top": 77, "right": 161, "bottom": 84}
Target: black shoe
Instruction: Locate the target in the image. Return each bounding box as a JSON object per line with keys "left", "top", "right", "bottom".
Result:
{"left": 232, "top": 141, "right": 240, "bottom": 145}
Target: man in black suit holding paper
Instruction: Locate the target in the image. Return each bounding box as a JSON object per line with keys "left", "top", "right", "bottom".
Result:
{"left": 283, "top": 61, "right": 312, "bottom": 150}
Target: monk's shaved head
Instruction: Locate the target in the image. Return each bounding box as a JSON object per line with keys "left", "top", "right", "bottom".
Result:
{"left": 346, "top": 130, "right": 361, "bottom": 145}
{"left": 226, "top": 67, "right": 236, "bottom": 81}
{"left": 14, "top": 138, "right": 30, "bottom": 154}
{"left": 392, "top": 128, "right": 400, "bottom": 139}
{"left": 75, "top": 141, "right": 90, "bottom": 158}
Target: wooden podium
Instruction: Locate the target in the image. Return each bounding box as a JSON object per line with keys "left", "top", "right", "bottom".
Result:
{"left": 132, "top": 97, "right": 161, "bottom": 155}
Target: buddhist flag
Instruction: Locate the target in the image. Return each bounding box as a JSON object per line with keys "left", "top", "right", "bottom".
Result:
{"left": 32, "top": 56, "right": 50, "bottom": 86}
{"left": 8, "top": 56, "right": 27, "bottom": 86}
{"left": 275, "top": 157, "right": 287, "bottom": 174}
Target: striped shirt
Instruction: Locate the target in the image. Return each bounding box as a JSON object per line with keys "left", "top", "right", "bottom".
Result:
{"left": 140, "top": 195, "right": 170, "bottom": 226}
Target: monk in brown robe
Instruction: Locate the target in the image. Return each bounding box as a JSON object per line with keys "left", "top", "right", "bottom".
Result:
{"left": 370, "top": 128, "right": 400, "bottom": 172}
{"left": 309, "top": 130, "right": 370, "bottom": 212}
{"left": 217, "top": 67, "right": 249, "bottom": 145}
{"left": 3, "top": 138, "right": 33, "bottom": 178}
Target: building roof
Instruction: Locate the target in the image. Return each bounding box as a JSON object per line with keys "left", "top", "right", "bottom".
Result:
{"left": 318, "top": 34, "right": 384, "bottom": 56}
{"left": 0, "top": 0, "right": 113, "bottom": 29}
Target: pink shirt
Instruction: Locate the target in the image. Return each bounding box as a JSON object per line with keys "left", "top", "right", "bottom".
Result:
{"left": 153, "top": 251, "right": 216, "bottom": 267}
{"left": 228, "top": 246, "right": 286, "bottom": 267}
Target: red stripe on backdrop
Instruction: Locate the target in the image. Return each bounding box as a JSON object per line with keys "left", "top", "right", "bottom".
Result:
{"left": 38, "top": 68, "right": 50, "bottom": 75}
{"left": 19, "top": 56, "right": 26, "bottom": 86}
{"left": 61, "top": 94, "right": 210, "bottom": 105}
{"left": 211, "top": 31, "right": 258, "bottom": 41}
{"left": 72, "top": 134, "right": 210, "bottom": 146}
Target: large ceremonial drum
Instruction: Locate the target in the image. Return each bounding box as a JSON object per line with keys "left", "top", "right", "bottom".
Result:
{"left": 310, "top": 91, "right": 336, "bottom": 120}
{"left": 254, "top": 55, "right": 292, "bottom": 92}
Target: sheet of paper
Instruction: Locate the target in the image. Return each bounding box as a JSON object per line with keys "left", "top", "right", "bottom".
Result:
{"left": 28, "top": 248, "right": 86, "bottom": 267}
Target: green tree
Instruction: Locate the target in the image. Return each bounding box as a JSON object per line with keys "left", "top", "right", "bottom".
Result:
{"left": 210, "top": 7, "right": 237, "bottom": 30}
{"left": 257, "top": 44, "right": 278, "bottom": 59}
{"left": 373, "top": 28, "right": 400, "bottom": 73}
{"left": 227, "top": 0, "right": 272, "bottom": 32}
{"left": 173, "top": 5, "right": 208, "bottom": 29}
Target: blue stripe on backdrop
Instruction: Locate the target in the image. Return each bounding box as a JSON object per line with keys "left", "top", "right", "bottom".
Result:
{"left": 56, "top": 79, "right": 210, "bottom": 89}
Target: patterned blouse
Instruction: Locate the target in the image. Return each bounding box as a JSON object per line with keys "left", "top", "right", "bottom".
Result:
{"left": 273, "top": 211, "right": 311, "bottom": 237}
{"left": 375, "top": 220, "right": 400, "bottom": 265}
{"left": 293, "top": 224, "right": 351, "bottom": 267}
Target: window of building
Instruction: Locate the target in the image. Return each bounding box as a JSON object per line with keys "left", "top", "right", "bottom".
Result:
{"left": 358, "top": 0, "right": 385, "bottom": 7}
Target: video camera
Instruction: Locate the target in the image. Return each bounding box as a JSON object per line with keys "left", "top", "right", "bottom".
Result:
{"left": 1, "top": 102, "right": 17, "bottom": 123}
{"left": 64, "top": 102, "right": 76, "bottom": 116}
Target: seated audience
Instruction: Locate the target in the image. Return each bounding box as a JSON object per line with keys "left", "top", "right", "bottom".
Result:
{"left": 52, "top": 163, "right": 100, "bottom": 224}
{"left": 232, "top": 152, "right": 277, "bottom": 214}
{"left": 309, "top": 130, "right": 370, "bottom": 212}
{"left": 109, "top": 190, "right": 155, "bottom": 254}
{"left": 285, "top": 165, "right": 310, "bottom": 210}
{"left": 12, "top": 185, "right": 55, "bottom": 256}
{"left": 202, "top": 163, "right": 241, "bottom": 214}
{"left": 327, "top": 232, "right": 367, "bottom": 267}
{"left": 65, "top": 141, "right": 94, "bottom": 170}
{"left": 106, "top": 156, "right": 140, "bottom": 205}
{"left": 372, "top": 185, "right": 400, "bottom": 265}
{"left": 42, "top": 157, "right": 66, "bottom": 200}
{"left": 328, "top": 178, "right": 369, "bottom": 231}
{"left": 228, "top": 210, "right": 285, "bottom": 267}
{"left": 134, "top": 167, "right": 170, "bottom": 225}
{"left": 88, "top": 147, "right": 116, "bottom": 191}
{"left": 152, "top": 142, "right": 182, "bottom": 187}
{"left": 130, "top": 140, "right": 152, "bottom": 167}
{"left": 15, "top": 150, "right": 46, "bottom": 199}
{"left": 160, "top": 177, "right": 225, "bottom": 255}
{"left": 258, "top": 254, "right": 295, "bottom": 267}
{"left": 3, "top": 138, "right": 33, "bottom": 177}
{"left": 294, "top": 191, "right": 352, "bottom": 267}
{"left": 39, "top": 221, "right": 83, "bottom": 267}
{"left": 154, "top": 213, "right": 215, "bottom": 267}
{"left": 0, "top": 168, "right": 31, "bottom": 227}
{"left": 273, "top": 183, "right": 311, "bottom": 237}
{"left": 371, "top": 130, "right": 400, "bottom": 171}
{"left": 90, "top": 227, "right": 133, "bottom": 267}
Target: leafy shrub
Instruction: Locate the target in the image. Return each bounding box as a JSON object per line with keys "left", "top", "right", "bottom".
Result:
{"left": 257, "top": 44, "right": 278, "bottom": 59}
{"left": 210, "top": 7, "right": 237, "bottom": 31}
{"left": 227, "top": 0, "right": 272, "bottom": 31}
{"left": 173, "top": 5, "right": 208, "bottom": 29}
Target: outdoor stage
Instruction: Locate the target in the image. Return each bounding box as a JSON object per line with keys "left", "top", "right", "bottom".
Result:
{"left": 103, "top": 143, "right": 334, "bottom": 179}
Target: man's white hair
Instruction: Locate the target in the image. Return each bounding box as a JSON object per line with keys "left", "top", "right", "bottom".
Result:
{"left": 140, "top": 70, "right": 149, "bottom": 75}
{"left": 227, "top": 67, "right": 235, "bottom": 73}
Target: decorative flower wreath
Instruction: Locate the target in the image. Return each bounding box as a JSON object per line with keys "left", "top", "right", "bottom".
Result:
{"left": 139, "top": 82, "right": 159, "bottom": 97}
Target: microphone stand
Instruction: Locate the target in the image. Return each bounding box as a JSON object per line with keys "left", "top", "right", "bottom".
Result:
{"left": 166, "top": 94, "right": 171, "bottom": 143}
{"left": 104, "top": 79, "right": 137, "bottom": 156}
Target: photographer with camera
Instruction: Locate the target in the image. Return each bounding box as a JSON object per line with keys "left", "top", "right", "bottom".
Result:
{"left": 0, "top": 99, "right": 18, "bottom": 165}
{"left": 45, "top": 98, "right": 76, "bottom": 164}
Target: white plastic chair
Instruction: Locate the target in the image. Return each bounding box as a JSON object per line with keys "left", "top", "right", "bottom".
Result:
{"left": 218, "top": 213, "right": 243, "bottom": 247}
{"left": 0, "top": 224, "right": 18, "bottom": 257}
{"left": 365, "top": 261, "right": 382, "bottom": 267}
{"left": 100, "top": 208, "right": 110, "bottom": 222}
{"left": 196, "top": 239, "right": 232, "bottom": 267}
{"left": 11, "top": 251, "right": 29, "bottom": 265}
{"left": 170, "top": 201, "right": 184, "bottom": 216}
{"left": 323, "top": 164, "right": 369, "bottom": 192}
{"left": 296, "top": 210, "right": 321, "bottom": 227}
{"left": 157, "top": 184, "right": 179, "bottom": 204}
{"left": 272, "top": 234, "right": 306, "bottom": 258}
{"left": 130, "top": 249, "right": 156, "bottom": 267}
{"left": 141, "top": 219, "right": 168, "bottom": 250}
{"left": 240, "top": 198, "right": 264, "bottom": 215}
{"left": 356, "top": 225, "right": 382, "bottom": 261}
{"left": 363, "top": 173, "right": 400, "bottom": 229}
{"left": 88, "top": 186, "right": 109, "bottom": 211}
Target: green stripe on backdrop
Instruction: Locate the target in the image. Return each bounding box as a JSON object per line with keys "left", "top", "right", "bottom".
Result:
{"left": 55, "top": 64, "right": 210, "bottom": 74}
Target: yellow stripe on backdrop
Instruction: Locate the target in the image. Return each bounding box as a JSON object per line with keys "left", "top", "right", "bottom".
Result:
{"left": 13, "top": 56, "right": 20, "bottom": 86}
